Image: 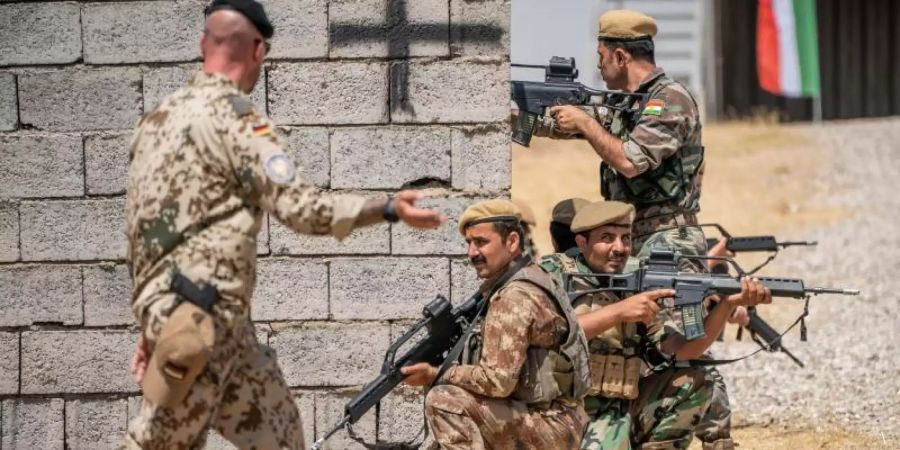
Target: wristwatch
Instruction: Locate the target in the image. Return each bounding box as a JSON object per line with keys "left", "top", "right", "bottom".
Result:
{"left": 383, "top": 197, "right": 399, "bottom": 223}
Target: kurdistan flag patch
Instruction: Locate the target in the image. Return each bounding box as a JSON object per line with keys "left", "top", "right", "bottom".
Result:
{"left": 643, "top": 99, "right": 665, "bottom": 116}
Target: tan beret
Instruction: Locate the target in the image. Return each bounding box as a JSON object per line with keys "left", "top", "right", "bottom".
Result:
{"left": 551, "top": 198, "right": 589, "bottom": 225}
{"left": 458, "top": 199, "right": 522, "bottom": 236}
{"left": 511, "top": 199, "right": 537, "bottom": 227}
{"left": 570, "top": 201, "right": 635, "bottom": 234}
{"left": 598, "top": 10, "right": 657, "bottom": 40}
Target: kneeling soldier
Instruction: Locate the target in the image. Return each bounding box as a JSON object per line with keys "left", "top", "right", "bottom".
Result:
{"left": 402, "top": 199, "right": 591, "bottom": 450}
{"left": 540, "top": 201, "right": 771, "bottom": 449}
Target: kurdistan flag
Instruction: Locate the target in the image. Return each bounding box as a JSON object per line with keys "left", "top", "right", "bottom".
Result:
{"left": 756, "top": 0, "right": 821, "bottom": 97}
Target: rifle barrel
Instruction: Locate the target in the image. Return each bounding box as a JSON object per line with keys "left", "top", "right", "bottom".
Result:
{"left": 778, "top": 240, "right": 818, "bottom": 247}
{"left": 808, "top": 287, "right": 859, "bottom": 295}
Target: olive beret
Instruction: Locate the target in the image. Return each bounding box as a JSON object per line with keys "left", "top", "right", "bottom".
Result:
{"left": 511, "top": 199, "right": 537, "bottom": 227}
{"left": 205, "top": 0, "right": 274, "bottom": 39}
{"left": 570, "top": 201, "right": 634, "bottom": 234}
{"left": 550, "top": 198, "right": 589, "bottom": 225}
{"left": 598, "top": 10, "right": 657, "bottom": 41}
{"left": 458, "top": 199, "right": 522, "bottom": 236}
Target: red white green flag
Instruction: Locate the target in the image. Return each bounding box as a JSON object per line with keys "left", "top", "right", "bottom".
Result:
{"left": 756, "top": 0, "right": 821, "bottom": 97}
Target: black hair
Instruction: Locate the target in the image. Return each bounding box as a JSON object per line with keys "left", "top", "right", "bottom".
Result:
{"left": 491, "top": 220, "right": 526, "bottom": 252}
{"left": 599, "top": 37, "right": 655, "bottom": 64}
{"left": 549, "top": 221, "right": 578, "bottom": 253}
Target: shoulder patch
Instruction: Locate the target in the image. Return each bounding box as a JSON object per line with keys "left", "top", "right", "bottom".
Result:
{"left": 263, "top": 153, "right": 296, "bottom": 185}
{"left": 226, "top": 94, "right": 255, "bottom": 117}
{"left": 642, "top": 99, "right": 665, "bottom": 116}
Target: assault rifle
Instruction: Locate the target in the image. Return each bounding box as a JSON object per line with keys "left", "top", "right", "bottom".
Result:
{"left": 510, "top": 56, "right": 647, "bottom": 146}
{"left": 311, "top": 294, "right": 484, "bottom": 450}
{"left": 565, "top": 247, "right": 858, "bottom": 341}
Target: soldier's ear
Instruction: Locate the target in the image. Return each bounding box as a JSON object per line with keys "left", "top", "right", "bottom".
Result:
{"left": 575, "top": 233, "right": 589, "bottom": 254}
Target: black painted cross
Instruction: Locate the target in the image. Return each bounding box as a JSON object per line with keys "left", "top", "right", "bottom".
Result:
{"left": 330, "top": 0, "right": 504, "bottom": 115}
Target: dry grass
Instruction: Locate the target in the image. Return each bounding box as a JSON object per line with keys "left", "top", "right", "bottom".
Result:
{"left": 689, "top": 424, "right": 898, "bottom": 450}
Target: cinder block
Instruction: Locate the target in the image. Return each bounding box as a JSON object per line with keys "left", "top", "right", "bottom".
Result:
{"left": 0, "top": 332, "right": 17, "bottom": 394}
{"left": 21, "top": 330, "right": 139, "bottom": 394}
{"left": 263, "top": 0, "right": 328, "bottom": 59}
{"left": 330, "top": 127, "right": 451, "bottom": 189}
{"left": 279, "top": 126, "right": 330, "bottom": 187}
{"left": 0, "top": 72, "right": 16, "bottom": 130}
{"left": 391, "top": 61, "right": 509, "bottom": 123}
{"left": 0, "top": 201, "right": 18, "bottom": 262}
{"left": 142, "top": 65, "right": 266, "bottom": 114}
{"left": 391, "top": 197, "right": 472, "bottom": 255}
{"left": 85, "top": 132, "right": 131, "bottom": 195}
{"left": 0, "top": 3, "right": 81, "bottom": 65}
{"left": 65, "top": 399, "right": 128, "bottom": 450}
{"left": 252, "top": 258, "right": 328, "bottom": 321}
{"left": 314, "top": 389, "right": 376, "bottom": 450}
{"left": 451, "top": 258, "right": 482, "bottom": 303}
{"left": 270, "top": 322, "right": 389, "bottom": 386}
{"left": 18, "top": 68, "right": 142, "bottom": 132}
{"left": 1, "top": 398, "right": 65, "bottom": 450}
{"left": 82, "top": 0, "right": 202, "bottom": 64}
{"left": 268, "top": 62, "right": 389, "bottom": 125}
{"left": 329, "top": 0, "right": 449, "bottom": 58}
{"left": 330, "top": 257, "right": 449, "bottom": 319}
{"left": 0, "top": 133, "right": 84, "bottom": 198}
{"left": 0, "top": 264, "right": 82, "bottom": 327}
{"left": 379, "top": 386, "right": 432, "bottom": 445}
{"left": 451, "top": 125, "right": 511, "bottom": 191}
{"left": 450, "top": 0, "right": 510, "bottom": 58}
{"left": 269, "top": 221, "right": 390, "bottom": 255}
{"left": 83, "top": 264, "right": 134, "bottom": 327}
{"left": 20, "top": 198, "right": 126, "bottom": 261}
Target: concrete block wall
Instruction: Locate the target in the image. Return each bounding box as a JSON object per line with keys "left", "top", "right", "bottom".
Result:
{"left": 0, "top": 0, "right": 510, "bottom": 448}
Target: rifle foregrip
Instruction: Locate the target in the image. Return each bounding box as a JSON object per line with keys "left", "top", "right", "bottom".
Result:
{"left": 345, "top": 373, "right": 400, "bottom": 423}
{"left": 755, "top": 277, "right": 807, "bottom": 298}
{"left": 726, "top": 236, "right": 778, "bottom": 252}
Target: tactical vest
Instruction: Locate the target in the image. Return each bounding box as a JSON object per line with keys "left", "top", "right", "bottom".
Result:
{"left": 462, "top": 264, "right": 591, "bottom": 408}
{"left": 541, "top": 253, "right": 644, "bottom": 400}
{"left": 600, "top": 75, "right": 704, "bottom": 211}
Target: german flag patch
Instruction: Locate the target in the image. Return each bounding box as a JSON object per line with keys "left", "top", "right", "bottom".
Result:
{"left": 643, "top": 99, "right": 665, "bottom": 116}
{"left": 252, "top": 123, "right": 272, "bottom": 137}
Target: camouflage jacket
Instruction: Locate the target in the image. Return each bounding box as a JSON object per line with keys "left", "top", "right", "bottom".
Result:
{"left": 444, "top": 265, "right": 574, "bottom": 402}
{"left": 126, "top": 72, "right": 365, "bottom": 324}
{"left": 602, "top": 68, "right": 704, "bottom": 235}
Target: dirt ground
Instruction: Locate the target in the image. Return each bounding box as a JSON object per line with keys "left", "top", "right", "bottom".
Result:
{"left": 511, "top": 122, "right": 879, "bottom": 449}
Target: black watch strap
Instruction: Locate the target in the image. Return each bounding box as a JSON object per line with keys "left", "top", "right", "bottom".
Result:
{"left": 383, "top": 197, "right": 400, "bottom": 223}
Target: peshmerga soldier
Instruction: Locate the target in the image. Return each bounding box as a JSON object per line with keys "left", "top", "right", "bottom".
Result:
{"left": 539, "top": 201, "right": 771, "bottom": 450}
{"left": 538, "top": 10, "right": 706, "bottom": 266}
{"left": 401, "top": 199, "right": 591, "bottom": 450}
{"left": 549, "top": 197, "right": 589, "bottom": 255}
{"left": 123, "top": 1, "right": 443, "bottom": 448}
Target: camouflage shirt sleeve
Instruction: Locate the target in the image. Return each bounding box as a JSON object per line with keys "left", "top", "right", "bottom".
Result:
{"left": 444, "top": 282, "right": 550, "bottom": 398}
{"left": 622, "top": 84, "right": 699, "bottom": 175}
{"left": 218, "top": 95, "right": 365, "bottom": 239}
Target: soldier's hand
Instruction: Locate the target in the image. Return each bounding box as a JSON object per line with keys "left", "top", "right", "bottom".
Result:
{"left": 394, "top": 191, "right": 446, "bottom": 229}
{"left": 728, "top": 306, "right": 750, "bottom": 326}
{"left": 706, "top": 237, "right": 733, "bottom": 271}
{"left": 615, "top": 289, "right": 672, "bottom": 324}
{"left": 725, "top": 277, "right": 772, "bottom": 307}
{"left": 548, "top": 105, "right": 592, "bottom": 134}
{"left": 131, "top": 335, "right": 151, "bottom": 384}
{"left": 400, "top": 362, "right": 438, "bottom": 387}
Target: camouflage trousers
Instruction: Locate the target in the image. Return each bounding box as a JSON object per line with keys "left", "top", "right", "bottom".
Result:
{"left": 693, "top": 367, "right": 735, "bottom": 450}
{"left": 580, "top": 367, "right": 712, "bottom": 450}
{"left": 123, "top": 296, "right": 303, "bottom": 450}
{"left": 424, "top": 384, "right": 588, "bottom": 450}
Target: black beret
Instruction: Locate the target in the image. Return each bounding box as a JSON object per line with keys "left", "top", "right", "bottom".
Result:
{"left": 205, "top": 0, "right": 274, "bottom": 39}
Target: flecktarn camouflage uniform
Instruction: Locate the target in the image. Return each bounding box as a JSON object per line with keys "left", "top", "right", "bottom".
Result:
{"left": 540, "top": 252, "right": 712, "bottom": 450}
{"left": 123, "top": 71, "right": 367, "bottom": 449}
{"left": 425, "top": 264, "right": 590, "bottom": 450}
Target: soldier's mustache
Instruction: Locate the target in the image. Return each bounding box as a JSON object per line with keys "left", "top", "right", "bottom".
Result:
{"left": 470, "top": 255, "right": 487, "bottom": 265}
